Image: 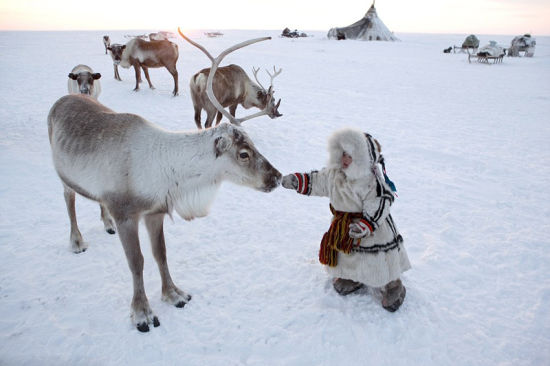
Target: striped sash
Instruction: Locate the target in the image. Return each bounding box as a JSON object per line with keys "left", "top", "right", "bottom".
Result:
{"left": 319, "top": 204, "right": 363, "bottom": 267}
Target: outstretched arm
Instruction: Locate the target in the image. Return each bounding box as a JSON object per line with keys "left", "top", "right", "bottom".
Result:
{"left": 282, "top": 169, "right": 330, "bottom": 197}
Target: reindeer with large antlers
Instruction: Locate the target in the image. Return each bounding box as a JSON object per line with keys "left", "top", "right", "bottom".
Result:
{"left": 48, "top": 31, "right": 282, "bottom": 332}
{"left": 179, "top": 29, "right": 283, "bottom": 129}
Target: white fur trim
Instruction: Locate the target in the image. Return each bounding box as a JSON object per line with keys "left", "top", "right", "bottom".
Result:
{"left": 327, "top": 128, "right": 376, "bottom": 180}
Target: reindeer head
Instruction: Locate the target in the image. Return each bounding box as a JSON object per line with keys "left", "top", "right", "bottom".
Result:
{"left": 214, "top": 124, "right": 281, "bottom": 192}
{"left": 107, "top": 44, "right": 126, "bottom": 65}
{"left": 68, "top": 71, "right": 101, "bottom": 95}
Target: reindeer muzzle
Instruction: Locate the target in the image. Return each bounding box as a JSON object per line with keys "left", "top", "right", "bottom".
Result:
{"left": 262, "top": 170, "right": 282, "bottom": 192}
{"left": 269, "top": 99, "right": 282, "bottom": 118}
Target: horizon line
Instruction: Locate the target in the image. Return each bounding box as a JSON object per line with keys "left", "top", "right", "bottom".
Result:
{"left": 0, "top": 28, "right": 548, "bottom": 37}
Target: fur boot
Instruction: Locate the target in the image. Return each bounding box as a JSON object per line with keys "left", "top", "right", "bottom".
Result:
{"left": 381, "top": 279, "right": 406, "bottom": 312}
{"left": 333, "top": 278, "right": 364, "bottom": 296}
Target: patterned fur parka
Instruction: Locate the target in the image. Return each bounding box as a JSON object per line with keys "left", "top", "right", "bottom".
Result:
{"left": 294, "top": 128, "right": 411, "bottom": 287}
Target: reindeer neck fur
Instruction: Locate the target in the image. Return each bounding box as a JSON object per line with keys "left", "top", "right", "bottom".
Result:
{"left": 242, "top": 82, "right": 264, "bottom": 109}
{"left": 116, "top": 38, "right": 138, "bottom": 68}
{"left": 141, "top": 125, "right": 229, "bottom": 220}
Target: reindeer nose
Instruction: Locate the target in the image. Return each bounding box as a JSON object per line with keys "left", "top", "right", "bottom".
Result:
{"left": 269, "top": 111, "right": 282, "bottom": 119}
{"left": 272, "top": 170, "right": 282, "bottom": 187}
{"left": 262, "top": 168, "right": 282, "bottom": 192}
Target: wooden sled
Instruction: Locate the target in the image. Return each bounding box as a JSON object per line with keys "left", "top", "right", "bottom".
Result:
{"left": 468, "top": 53, "right": 504, "bottom": 64}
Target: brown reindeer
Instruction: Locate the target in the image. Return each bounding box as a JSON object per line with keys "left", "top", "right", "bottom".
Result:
{"left": 107, "top": 38, "right": 179, "bottom": 96}
{"left": 180, "top": 29, "right": 282, "bottom": 129}
{"left": 189, "top": 65, "right": 282, "bottom": 129}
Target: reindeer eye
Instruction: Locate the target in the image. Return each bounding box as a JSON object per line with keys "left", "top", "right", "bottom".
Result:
{"left": 239, "top": 151, "right": 250, "bottom": 160}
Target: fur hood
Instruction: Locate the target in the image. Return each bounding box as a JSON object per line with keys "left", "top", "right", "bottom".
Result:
{"left": 327, "top": 128, "right": 381, "bottom": 180}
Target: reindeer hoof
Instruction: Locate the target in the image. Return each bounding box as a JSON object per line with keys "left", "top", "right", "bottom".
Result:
{"left": 72, "top": 244, "right": 88, "bottom": 254}
{"left": 175, "top": 301, "right": 186, "bottom": 308}
{"left": 137, "top": 322, "right": 150, "bottom": 332}
{"left": 136, "top": 316, "right": 159, "bottom": 332}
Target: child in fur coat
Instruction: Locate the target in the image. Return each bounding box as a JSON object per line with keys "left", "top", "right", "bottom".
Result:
{"left": 282, "top": 128, "right": 411, "bottom": 311}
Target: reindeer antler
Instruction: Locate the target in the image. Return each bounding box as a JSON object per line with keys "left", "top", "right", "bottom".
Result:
{"left": 178, "top": 27, "right": 272, "bottom": 125}
{"left": 252, "top": 67, "right": 267, "bottom": 91}
{"left": 266, "top": 66, "right": 282, "bottom": 90}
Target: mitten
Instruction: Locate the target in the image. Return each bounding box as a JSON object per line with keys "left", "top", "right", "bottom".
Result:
{"left": 349, "top": 219, "right": 373, "bottom": 239}
{"left": 282, "top": 174, "right": 298, "bottom": 190}
{"left": 282, "top": 173, "right": 310, "bottom": 194}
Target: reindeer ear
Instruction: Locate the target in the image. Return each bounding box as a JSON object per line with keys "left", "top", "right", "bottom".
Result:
{"left": 68, "top": 73, "right": 78, "bottom": 80}
{"left": 93, "top": 73, "right": 101, "bottom": 80}
{"left": 256, "top": 90, "right": 266, "bottom": 103}
{"left": 214, "top": 135, "right": 232, "bottom": 158}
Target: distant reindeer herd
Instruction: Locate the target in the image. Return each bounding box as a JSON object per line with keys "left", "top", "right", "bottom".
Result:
{"left": 55, "top": 29, "right": 284, "bottom": 332}
{"left": 83, "top": 31, "right": 284, "bottom": 123}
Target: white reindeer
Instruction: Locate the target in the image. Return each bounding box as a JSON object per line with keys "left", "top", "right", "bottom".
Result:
{"left": 67, "top": 64, "right": 115, "bottom": 235}
{"left": 48, "top": 35, "right": 281, "bottom": 332}
{"left": 67, "top": 64, "right": 102, "bottom": 99}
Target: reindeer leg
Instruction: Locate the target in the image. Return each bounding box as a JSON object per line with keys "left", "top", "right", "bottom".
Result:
{"left": 229, "top": 104, "right": 237, "bottom": 117}
{"left": 205, "top": 108, "right": 216, "bottom": 129}
{"left": 166, "top": 66, "right": 179, "bottom": 96}
{"left": 215, "top": 111, "right": 223, "bottom": 126}
{"left": 132, "top": 63, "right": 141, "bottom": 91}
{"left": 194, "top": 107, "right": 203, "bottom": 129}
{"left": 63, "top": 185, "right": 88, "bottom": 253}
{"left": 144, "top": 213, "right": 191, "bottom": 308}
{"left": 100, "top": 204, "right": 116, "bottom": 234}
{"left": 114, "top": 64, "right": 121, "bottom": 81}
{"left": 215, "top": 104, "right": 235, "bottom": 125}
{"left": 115, "top": 215, "right": 159, "bottom": 332}
{"left": 142, "top": 67, "right": 154, "bottom": 89}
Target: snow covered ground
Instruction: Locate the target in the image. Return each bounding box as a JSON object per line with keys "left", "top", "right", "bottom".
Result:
{"left": 1, "top": 30, "right": 549, "bottom": 366}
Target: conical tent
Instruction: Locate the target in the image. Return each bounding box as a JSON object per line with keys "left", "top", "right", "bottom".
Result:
{"left": 327, "top": 1, "right": 398, "bottom": 41}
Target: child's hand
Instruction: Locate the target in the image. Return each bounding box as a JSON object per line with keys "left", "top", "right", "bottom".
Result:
{"left": 349, "top": 220, "right": 373, "bottom": 239}
{"left": 282, "top": 174, "right": 298, "bottom": 190}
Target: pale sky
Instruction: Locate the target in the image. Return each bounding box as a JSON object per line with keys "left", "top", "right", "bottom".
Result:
{"left": 1, "top": 0, "right": 549, "bottom": 35}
